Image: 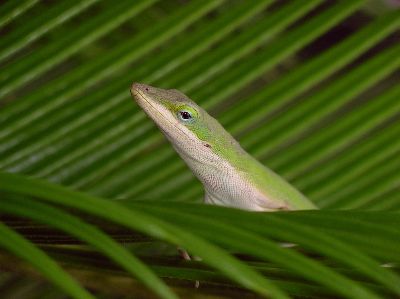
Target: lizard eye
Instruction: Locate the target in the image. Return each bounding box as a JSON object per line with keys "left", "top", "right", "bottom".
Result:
{"left": 178, "top": 110, "right": 192, "bottom": 121}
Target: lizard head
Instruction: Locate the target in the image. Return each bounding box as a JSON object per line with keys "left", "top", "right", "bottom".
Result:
{"left": 130, "top": 82, "right": 238, "bottom": 164}
{"left": 131, "top": 82, "right": 200, "bottom": 128}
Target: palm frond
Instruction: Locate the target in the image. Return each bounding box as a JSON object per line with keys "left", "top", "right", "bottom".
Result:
{"left": 0, "top": 0, "right": 399, "bottom": 298}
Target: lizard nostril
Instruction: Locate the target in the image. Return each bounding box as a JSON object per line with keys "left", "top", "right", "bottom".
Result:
{"left": 145, "top": 87, "right": 149, "bottom": 91}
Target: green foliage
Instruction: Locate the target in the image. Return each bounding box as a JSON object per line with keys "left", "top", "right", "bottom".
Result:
{"left": 0, "top": 0, "right": 399, "bottom": 298}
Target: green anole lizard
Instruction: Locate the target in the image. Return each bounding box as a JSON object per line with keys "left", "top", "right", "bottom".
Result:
{"left": 131, "top": 83, "right": 317, "bottom": 211}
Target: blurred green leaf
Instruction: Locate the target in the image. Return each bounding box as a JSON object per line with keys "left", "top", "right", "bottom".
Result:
{"left": 0, "top": 222, "right": 95, "bottom": 299}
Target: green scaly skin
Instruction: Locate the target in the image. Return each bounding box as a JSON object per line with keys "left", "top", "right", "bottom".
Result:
{"left": 130, "top": 83, "right": 317, "bottom": 211}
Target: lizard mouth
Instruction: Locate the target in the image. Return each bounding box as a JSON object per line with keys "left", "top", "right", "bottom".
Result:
{"left": 130, "top": 84, "right": 146, "bottom": 106}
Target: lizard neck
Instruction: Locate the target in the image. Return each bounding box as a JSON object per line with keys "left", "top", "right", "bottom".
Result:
{"left": 171, "top": 138, "right": 293, "bottom": 211}
{"left": 170, "top": 131, "right": 316, "bottom": 211}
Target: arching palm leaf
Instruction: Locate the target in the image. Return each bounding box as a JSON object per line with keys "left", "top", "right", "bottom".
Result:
{"left": 0, "top": 1, "right": 399, "bottom": 298}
